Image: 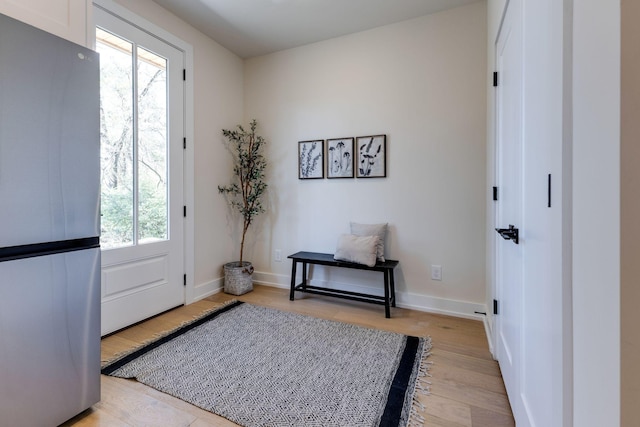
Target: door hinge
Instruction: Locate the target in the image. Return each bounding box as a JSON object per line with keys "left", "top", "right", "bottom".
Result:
{"left": 493, "top": 71, "right": 498, "bottom": 87}
{"left": 492, "top": 186, "right": 498, "bottom": 201}
{"left": 183, "top": 206, "right": 187, "bottom": 217}
{"left": 183, "top": 69, "right": 186, "bottom": 81}
{"left": 183, "top": 137, "right": 186, "bottom": 149}
{"left": 493, "top": 299, "right": 499, "bottom": 315}
{"left": 547, "top": 174, "right": 552, "bottom": 208}
{"left": 183, "top": 274, "right": 187, "bottom": 286}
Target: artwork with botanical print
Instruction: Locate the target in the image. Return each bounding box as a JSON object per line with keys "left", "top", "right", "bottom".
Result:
{"left": 327, "top": 138, "right": 354, "bottom": 178}
{"left": 298, "top": 140, "right": 324, "bottom": 179}
{"left": 356, "top": 135, "right": 386, "bottom": 178}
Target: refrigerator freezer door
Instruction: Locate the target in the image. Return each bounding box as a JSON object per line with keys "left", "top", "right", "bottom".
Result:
{"left": 0, "top": 14, "right": 100, "bottom": 247}
{"left": 0, "top": 248, "right": 101, "bottom": 426}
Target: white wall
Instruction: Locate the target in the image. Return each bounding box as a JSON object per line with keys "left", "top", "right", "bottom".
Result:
{"left": 572, "top": 0, "right": 620, "bottom": 425}
{"left": 111, "top": 0, "right": 245, "bottom": 295}
{"left": 243, "top": 2, "right": 488, "bottom": 317}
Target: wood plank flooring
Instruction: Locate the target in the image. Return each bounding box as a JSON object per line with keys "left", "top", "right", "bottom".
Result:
{"left": 63, "top": 285, "right": 514, "bottom": 427}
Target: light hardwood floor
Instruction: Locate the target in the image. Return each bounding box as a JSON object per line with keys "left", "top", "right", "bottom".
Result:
{"left": 64, "top": 285, "right": 514, "bottom": 427}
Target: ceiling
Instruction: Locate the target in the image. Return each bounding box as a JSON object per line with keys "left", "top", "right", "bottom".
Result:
{"left": 152, "top": 0, "right": 481, "bottom": 58}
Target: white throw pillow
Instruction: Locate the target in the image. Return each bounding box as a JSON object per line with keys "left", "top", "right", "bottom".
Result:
{"left": 350, "top": 222, "right": 387, "bottom": 262}
{"left": 334, "top": 234, "right": 379, "bottom": 267}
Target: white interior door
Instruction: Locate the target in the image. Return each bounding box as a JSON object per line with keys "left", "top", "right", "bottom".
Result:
{"left": 95, "top": 7, "right": 185, "bottom": 335}
{"left": 494, "top": 0, "right": 527, "bottom": 423}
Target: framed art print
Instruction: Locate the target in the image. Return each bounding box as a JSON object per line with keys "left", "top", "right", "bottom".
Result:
{"left": 356, "top": 134, "right": 386, "bottom": 178}
{"left": 298, "top": 140, "right": 324, "bottom": 179}
{"left": 326, "top": 137, "right": 354, "bottom": 178}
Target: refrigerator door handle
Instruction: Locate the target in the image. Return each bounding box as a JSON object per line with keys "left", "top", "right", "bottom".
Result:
{"left": 0, "top": 237, "right": 100, "bottom": 263}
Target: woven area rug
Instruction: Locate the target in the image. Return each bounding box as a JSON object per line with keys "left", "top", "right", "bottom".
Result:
{"left": 102, "top": 301, "right": 431, "bottom": 427}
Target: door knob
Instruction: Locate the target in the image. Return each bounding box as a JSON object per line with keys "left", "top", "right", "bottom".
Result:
{"left": 495, "top": 225, "right": 519, "bottom": 244}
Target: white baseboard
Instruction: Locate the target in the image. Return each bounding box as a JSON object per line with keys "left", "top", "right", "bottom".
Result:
{"left": 191, "top": 277, "right": 223, "bottom": 302}
{"left": 252, "top": 271, "right": 488, "bottom": 321}
{"left": 395, "top": 292, "right": 487, "bottom": 321}
{"left": 252, "top": 271, "right": 291, "bottom": 288}
{"left": 193, "top": 271, "right": 489, "bottom": 322}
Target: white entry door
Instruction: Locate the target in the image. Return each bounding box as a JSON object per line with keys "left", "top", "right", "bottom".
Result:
{"left": 95, "top": 7, "right": 185, "bottom": 335}
{"left": 494, "top": 0, "right": 527, "bottom": 423}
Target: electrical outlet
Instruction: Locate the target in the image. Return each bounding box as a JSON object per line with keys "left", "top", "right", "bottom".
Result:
{"left": 275, "top": 249, "right": 282, "bottom": 262}
{"left": 431, "top": 265, "right": 442, "bottom": 281}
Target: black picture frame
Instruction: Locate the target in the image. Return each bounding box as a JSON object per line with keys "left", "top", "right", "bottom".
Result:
{"left": 298, "top": 140, "right": 324, "bottom": 179}
{"left": 326, "top": 137, "right": 354, "bottom": 179}
{"left": 356, "top": 134, "right": 386, "bottom": 178}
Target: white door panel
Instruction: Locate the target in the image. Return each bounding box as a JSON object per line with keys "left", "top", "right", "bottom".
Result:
{"left": 494, "top": 1, "right": 568, "bottom": 425}
{"left": 95, "top": 6, "right": 184, "bottom": 335}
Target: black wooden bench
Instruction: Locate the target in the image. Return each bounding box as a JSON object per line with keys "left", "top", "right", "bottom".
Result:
{"left": 287, "top": 251, "right": 399, "bottom": 318}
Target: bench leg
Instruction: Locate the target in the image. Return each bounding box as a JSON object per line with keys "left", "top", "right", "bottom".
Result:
{"left": 384, "top": 270, "right": 391, "bottom": 318}
{"left": 302, "top": 262, "right": 308, "bottom": 290}
{"left": 389, "top": 270, "right": 396, "bottom": 307}
{"left": 289, "top": 260, "right": 297, "bottom": 301}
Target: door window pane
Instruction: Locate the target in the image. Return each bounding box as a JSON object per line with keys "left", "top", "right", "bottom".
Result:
{"left": 97, "top": 29, "right": 134, "bottom": 249}
{"left": 137, "top": 47, "right": 168, "bottom": 244}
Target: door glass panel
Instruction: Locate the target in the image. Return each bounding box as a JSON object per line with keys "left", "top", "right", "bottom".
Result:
{"left": 97, "top": 29, "right": 134, "bottom": 248}
{"left": 137, "top": 47, "right": 168, "bottom": 244}
{"left": 96, "top": 29, "right": 169, "bottom": 249}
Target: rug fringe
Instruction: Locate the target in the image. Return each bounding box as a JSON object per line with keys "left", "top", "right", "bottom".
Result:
{"left": 407, "top": 336, "right": 432, "bottom": 427}
{"left": 101, "top": 299, "right": 238, "bottom": 367}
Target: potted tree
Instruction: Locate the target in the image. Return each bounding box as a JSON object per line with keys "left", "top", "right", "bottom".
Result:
{"left": 218, "top": 119, "right": 267, "bottom": 295}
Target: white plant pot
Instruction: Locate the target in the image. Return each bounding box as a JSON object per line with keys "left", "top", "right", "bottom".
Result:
{"left": 223, "top": 261, "right": 254, "bottom": 295}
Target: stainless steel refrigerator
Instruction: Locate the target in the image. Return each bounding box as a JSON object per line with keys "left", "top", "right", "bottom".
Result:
{"left": 0, "top": 13, "right": 101, "bottom": 427}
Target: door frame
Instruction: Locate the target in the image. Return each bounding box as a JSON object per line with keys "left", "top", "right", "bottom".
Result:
{"left": 92, "top": 0, "right": 196, "bottom": 304}
{"left": 493, "top": 0, "right": 526, "bottom": 420}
